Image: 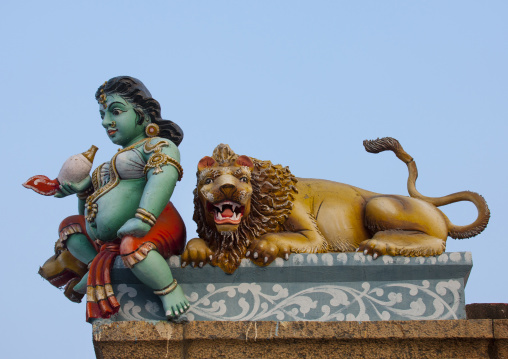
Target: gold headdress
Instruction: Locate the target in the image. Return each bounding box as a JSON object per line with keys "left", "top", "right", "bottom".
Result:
{"left": 98, "top": 81, "right": 108, "bottom": 108}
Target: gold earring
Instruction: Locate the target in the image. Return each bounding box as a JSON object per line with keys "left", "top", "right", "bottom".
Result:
{"left": 145, "top": 123, "right": 160, "bottom": 137}
{"left": 111, "top": 121, "right": 116, "bottom": 128}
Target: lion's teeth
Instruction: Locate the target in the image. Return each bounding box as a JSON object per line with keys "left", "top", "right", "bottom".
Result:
{"left": 216, "top": 204, "right": 223, "bottom": 212}
{"left": 217, "top": 212, "right": 223, "bottom": 220}
{"left": 232, "top": 203, "right": 238, "bottom": 211}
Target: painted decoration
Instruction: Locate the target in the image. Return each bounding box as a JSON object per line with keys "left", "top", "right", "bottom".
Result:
{"left": 26, "top": 76, "right": 189, "bottom": 322}
{"left": 182, "top": 140, "right": 489, "bottom": 273}
{"left": 92, "top": 252, "right": 471, "bottom": 323}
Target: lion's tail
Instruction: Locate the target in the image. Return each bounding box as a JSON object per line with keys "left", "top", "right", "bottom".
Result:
{"left": 363, "top": 137, "right": 490, "bottom": 239}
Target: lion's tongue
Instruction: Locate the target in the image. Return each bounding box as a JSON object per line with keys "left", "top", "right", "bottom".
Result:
{"left": 222, "top": 208, "right": 234, "bottom": 218}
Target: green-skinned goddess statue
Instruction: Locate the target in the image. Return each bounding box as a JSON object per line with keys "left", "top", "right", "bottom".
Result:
{"left": 25, "top": 76, "right": 189, "bottom": 321}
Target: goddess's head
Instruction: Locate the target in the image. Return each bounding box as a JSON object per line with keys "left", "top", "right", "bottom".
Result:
{"left": 95, "top": 76, "right": 183, "bottom": 147}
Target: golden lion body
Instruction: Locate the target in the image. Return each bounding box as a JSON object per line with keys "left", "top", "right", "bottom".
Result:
{"left": 182, "top": 138, "right": 489, "bottom": 274}
{"left": 281, "top": 179, "right": 448, "bottom": 253}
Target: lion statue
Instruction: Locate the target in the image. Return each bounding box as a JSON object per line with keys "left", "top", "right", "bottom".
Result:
{"left": 181, "top": 137, "right": 490, "bottom": 274}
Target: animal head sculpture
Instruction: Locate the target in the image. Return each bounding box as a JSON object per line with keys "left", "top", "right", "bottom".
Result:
{"left": 38, "top": 244, "right": 88, "bottom": 303}
{"left": 193, "top": 144, "right": 298, "bottom": 273}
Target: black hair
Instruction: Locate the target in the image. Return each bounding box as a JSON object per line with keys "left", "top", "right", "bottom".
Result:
{"left": 95, "top": 76, "right": 183, "bottom": 146}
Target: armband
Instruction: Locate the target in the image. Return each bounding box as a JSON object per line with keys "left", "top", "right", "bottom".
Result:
{"left": 143, "top": 140, "right": 183, "bottom": 180}
{"left": 135, "top": 208, "right": 157, "bottom": 227}
{"left": 144, "top": 152, "right": 183, "bottom": 180}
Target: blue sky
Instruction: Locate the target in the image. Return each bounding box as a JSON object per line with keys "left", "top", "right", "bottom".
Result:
{"left": 1, "top": 1, "right": 507, "bottom": 358}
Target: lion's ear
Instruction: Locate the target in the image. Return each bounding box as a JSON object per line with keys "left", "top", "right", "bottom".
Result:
{"left": 198, "top": 156, "right": 216, "bottom": 171}
{"left": 235, "top": 155, "right": 254, "bottom": 169}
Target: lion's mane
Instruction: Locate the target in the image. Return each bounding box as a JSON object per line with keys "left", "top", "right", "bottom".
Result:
{"left": 193, "top": 144, "right": 298, "bottom": 273}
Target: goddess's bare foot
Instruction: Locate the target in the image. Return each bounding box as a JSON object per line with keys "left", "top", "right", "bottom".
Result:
{"left": 158, "top": 285, "right": 190, "bottom": 319}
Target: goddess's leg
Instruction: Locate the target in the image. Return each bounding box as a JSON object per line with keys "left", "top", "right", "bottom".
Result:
{"left": 130, "top": 250, "right": 189, "bottom": 318}
{"left": 66, "top": 233, "right": 98, "bottom": 293}
{"left": 66, "top": 233, "right": 98, "bottom": 265}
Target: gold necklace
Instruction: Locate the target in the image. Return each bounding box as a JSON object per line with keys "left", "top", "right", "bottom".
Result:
{"left": 85, "top": 137, "right": 150, "bottom": 222}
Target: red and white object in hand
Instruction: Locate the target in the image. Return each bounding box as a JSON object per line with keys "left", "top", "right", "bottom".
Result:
{"left": 23, "top": 145, "right": 98, "bottom": 196}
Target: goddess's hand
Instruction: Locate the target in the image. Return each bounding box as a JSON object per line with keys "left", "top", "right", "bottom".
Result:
{"left": 117, "top": 218, "right": 151, "bottom": 238}
{"left": 54, "top": 176, "right": 92, "bottom": 198}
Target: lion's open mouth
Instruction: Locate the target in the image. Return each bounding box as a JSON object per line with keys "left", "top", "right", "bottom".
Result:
{"left": 207, "top": 200, "right": 244, "bottom": 225}
{"left": 40, "top": 267, "right": 80, "bottom": 288}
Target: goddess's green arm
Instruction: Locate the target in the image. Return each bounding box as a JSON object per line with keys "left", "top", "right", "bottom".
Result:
{"left": 139, "top": 141, "right": 181, "bottom": 217}
{"left": 78, "top": 198, "right": 85, "bottom": 215}
{"left": 116, "top": 139, "right": 181, "bottom": 239}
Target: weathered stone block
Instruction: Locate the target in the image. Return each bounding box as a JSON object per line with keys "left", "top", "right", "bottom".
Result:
{"left": 467, "top": 303, "right": 508, "bottom": 319}
{"left": 93, "top": 320, "right": 498, "bottom": 359}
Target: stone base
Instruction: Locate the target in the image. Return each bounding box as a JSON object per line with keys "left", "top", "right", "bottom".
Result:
{"left": 467, "top": 303, "right": 508, "bottom": 319}
{"left": 98, "top": 252, "right": 472, "bottom": 322}
{"left": 93, "top": 319, "right": 508, "bottom": 359}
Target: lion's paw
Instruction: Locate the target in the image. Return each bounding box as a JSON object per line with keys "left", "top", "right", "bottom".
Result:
{"left": 181, "top": 238, "right": 214, "bottom": 268}
{"left": 357, "top": 239, "right": 395, "bottom": 259}
{"left": 246, "top": 238, "right": 290, "bottom": 266}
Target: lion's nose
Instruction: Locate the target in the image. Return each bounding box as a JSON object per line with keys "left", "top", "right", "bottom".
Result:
{"left": 220, "top": 183, "right": 237, "bottom": 198}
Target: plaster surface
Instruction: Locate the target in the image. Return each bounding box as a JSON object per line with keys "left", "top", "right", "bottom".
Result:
{"left": 95, "top": 252, "right": 472, "bottom": 322}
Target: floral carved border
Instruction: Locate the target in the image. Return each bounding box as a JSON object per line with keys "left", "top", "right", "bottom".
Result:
{"left": 114, "top": 280, "right": 462, "bottom": 322}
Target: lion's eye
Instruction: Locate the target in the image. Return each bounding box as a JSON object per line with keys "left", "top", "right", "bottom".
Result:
{"left": 240, "top": 177, "right": 248, "bottom": 183}
{"left": 205, "top": 178, "right": 213, "bottom": 184}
